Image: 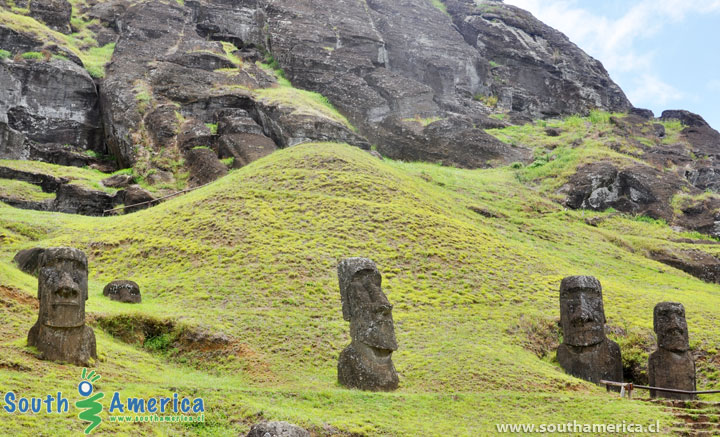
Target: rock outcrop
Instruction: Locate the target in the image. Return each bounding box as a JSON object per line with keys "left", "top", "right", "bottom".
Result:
{"left": 0, "top": 57, "right": 103, "bottom": 156}
{"left": 560, "top": 111, "right": 720, "bottom": 238}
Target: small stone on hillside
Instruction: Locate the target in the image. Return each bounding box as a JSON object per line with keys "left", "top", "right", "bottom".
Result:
{"left": 123, "top": 185, "right": 155, "bottom": 214}
{"left": 13, "top": 248, "right": 45, "bottom": 276}
{"left": 103, "top": 280, "right": 141, "bottom": 303}
{"left": 246, "top": 421, "right": 310, "bottom": 437}
{"left": 186, "top": 148, "right": 228, "bottom": 187}
{"left": 102, "top": 174, "right": 135, "bottom": 188}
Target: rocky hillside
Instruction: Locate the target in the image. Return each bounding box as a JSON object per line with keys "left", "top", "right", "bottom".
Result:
{"left": 1, "top": 0, "right": 633, "bottom": 187}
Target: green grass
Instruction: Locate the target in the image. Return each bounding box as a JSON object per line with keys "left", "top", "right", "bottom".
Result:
{"left": 428, "top": 0, "right": 449, "bottom": 16}
{"left": 4, "top": 142, "right": 720, "bottom": 434}
{"left": 0, "top": 8, "right": 115, "bottom": 77}
{"left": 20, "top": 51, "right": 43, "bottom": 60}
{"left": 254, "top": 86, "right": 354, "bottom": 131}
{"left": 0, "top": 49, "right": 11, "bottom": 59}
{"left": 220, "top": 41, "right": 242, "bottom": 66}
{"left": 0, "top": 179, "right": 54, "bottom": 202}
{"left": 0, "top": 159, "right": 118, "bottom": 194}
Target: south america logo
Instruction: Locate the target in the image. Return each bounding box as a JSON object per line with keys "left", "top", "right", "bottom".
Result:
{"left": 75, "top": 368, "right": 104, "bottom": 434}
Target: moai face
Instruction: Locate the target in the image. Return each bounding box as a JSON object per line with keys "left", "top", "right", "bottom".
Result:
{"left": 339, "top": 258, "right": 398, "bottom": 353}
{"left": 559, "top": 276, "right": 606, "bottom": 347}
{"left": 654, "top": 302, "right": 689, "bottom": 352}
{"left": 37, "top": 248, "right": 88, "bottom": 328}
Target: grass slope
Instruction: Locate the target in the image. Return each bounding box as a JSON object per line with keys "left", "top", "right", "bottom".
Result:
{"left": 3, "top": 142, "right": 720, "bottom": 434}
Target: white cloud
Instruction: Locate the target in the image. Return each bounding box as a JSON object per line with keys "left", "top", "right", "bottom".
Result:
{"left": 627, "top": 74, "right": 684, "bottom": 106}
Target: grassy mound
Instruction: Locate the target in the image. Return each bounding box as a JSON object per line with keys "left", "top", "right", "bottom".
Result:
{"left": 3, "top": 142, "right": 720, "bottom": 434}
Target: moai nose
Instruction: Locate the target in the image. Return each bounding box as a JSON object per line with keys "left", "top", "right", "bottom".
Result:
{"left": 578, "top": 295, "right": 594, "bottom": 322}
{"left": 56, "top": 272, "right": 80, "bottom": 298}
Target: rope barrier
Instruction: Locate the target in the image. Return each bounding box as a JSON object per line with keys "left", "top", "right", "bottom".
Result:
{"left": 102, "top": 181, "right": 214, "bottom": 216}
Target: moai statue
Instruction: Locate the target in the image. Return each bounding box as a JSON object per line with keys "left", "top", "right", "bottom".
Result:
{"left": 556, "top": 276, "right": 623, "bottom": 384}
{"left": 337, "top": 258, "right": 399, "bottom": 391}
{"left": 648, "top": 302, "right": 696, "bottom": 400}
{"left": 27, "top": 247, "right": 97, "bottom": 366}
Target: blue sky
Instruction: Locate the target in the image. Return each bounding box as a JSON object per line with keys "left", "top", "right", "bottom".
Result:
{"left": 504, "top": 0, "right": 720, "bottom": 129}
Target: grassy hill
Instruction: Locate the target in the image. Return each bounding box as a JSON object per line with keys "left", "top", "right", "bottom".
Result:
{"left": 2, "top": 139, "right": 720, "bottom": 434}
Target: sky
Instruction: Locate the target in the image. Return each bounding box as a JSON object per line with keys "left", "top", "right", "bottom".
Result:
{"left": 503, "top": 0, "right": 720, "bottom": 129}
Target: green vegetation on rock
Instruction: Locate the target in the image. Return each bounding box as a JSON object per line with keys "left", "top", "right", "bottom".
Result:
{"left": 0, "top": 8, "right": 115, "bottom": 77}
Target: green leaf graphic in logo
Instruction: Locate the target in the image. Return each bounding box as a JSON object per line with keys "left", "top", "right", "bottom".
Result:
{"left": 75, "top": 368, "right": 104, "bottom": 434}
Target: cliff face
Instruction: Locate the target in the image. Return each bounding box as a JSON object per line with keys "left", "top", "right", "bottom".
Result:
{"left": 258, "top": 0, "right": 630, "bottom": 166}
{"left": 0, "top": 0, "right": 631, "bottom": 173}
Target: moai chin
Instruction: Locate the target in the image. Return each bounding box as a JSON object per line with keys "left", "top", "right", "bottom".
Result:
{"left": 337, "top": 258, "right": 399, "bottom": 391}
{"left": 648, "top": 302, "right": 696, "bottom": 400}
{"left": 556, "top": 276, "right": 623, "bottom": 385}
{"left": 27, "top": 247, "right": 97, "bottom": 366}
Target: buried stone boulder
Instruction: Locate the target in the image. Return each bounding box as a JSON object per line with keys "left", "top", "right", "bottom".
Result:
{"left": 13, "top": 247, "right": 45, "bottom": 276}
{"left": 27, "top": 247, "right": 97, "bottom": 366}
{"left": 556, "top": 276, "right": 623, "bottom": 385}
{"left": 648, "top": 302, "right": 696, "bottom": 400}
{"left": 246, "top": 421, "right": 310, "bottom": 437}
{"left": 337, "top": 258, "right": 399, "bottom": 391}
{"left": 103, "top": 280, "right": 141, "bottom": 304}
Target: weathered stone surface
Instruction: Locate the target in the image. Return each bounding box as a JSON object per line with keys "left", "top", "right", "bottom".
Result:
{"left": 186, "top": 148, "right": 228, "bottom": 187}
{"left": 630, "top": 108, "right": 655, "bottom": 119}
{"left": 27, "top": 247, "right": 97, "bottom": 366}
{"left": 556, "top": 276, "right": 623, "bottom": 384}
{"left": 102, "top": 173, "right": 135, "bottom": 188}
{"left": 178, "top": 120, "right": 215, "bottom": 153}
{"left": 28, "top": 0, "right": 73, "bottom": 33}
{"left": 52, "top": 184, "right": 120, "bottom": 216}
{"left": 246, "top": 421, "right": 310, "bottom": 437}
{"left": 0, "top": 58, "right": 102, "bottom": 152}
{"left": 216, "top": 108, "right": 278, "bottom": 168}
{"left": 649, "top": 249, "right": 720, "bottom": 284}
{"left": 337, "top": 257, "right": 398, "bottom": 391}
{"left": 561, "top": 163, "right": 680, "bottom": 219}
{"left": 13, "top": 247, "right": 45, "bottom": 276}
{"left": 26, "top": 143, "right": 95, "bottom": 168}
{"left": 122, "top": 185, "right": 155, "bottom": 214}
{"left": 93, "top": 0, "right": 630, "bottom": 172}
{"left": 444, "top": 0, "right": 630, "bottom": 116}
{"left": 648, "top": 302, "right": 696, "bottom": 400}
{"left": 0, "top": 122, "right": 26, "bottom": 160}
{"left": 99, "top": 0, "right": 364, "bottom": 178}
{"left": 103, "top": 280, "right": 141, "bottom": 303}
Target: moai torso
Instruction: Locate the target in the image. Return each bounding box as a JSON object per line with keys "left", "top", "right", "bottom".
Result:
{"left": 27, "top": 247, "right": 97, "bottom": 366}
{"left": 556, "top": 276, "right": 623, "bottom": 385}
{"left": 337, "top": 258, "right": 398, "bottom": 391}
{"left": 648, "top": 302, "right": 696, "bottom": 400}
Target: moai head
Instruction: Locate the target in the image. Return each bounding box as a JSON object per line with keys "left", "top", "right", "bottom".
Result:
{"left": 559, "top": 276, "right": 606, "bottom": 347}
{"left": 654, "top": 302, "right": 689, "bottom": 352}
{"left": 37, "top": 248, "right": 88, "bottom": 328}
{"left": 338, "top": 258, "right": 397, "bottom": 352}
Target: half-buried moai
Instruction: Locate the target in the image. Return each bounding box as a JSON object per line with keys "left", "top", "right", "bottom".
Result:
{"left": 337, "top": 258, "right": 399, "bottom": 391}
{"left": 27, "top": 247, "right": 97, "bottom": 366}
{"left": 557, "top": 276, "right": 623, "bottom": 384}
{"left": 648, "top": 302, "right": 696, "bottom": 400}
